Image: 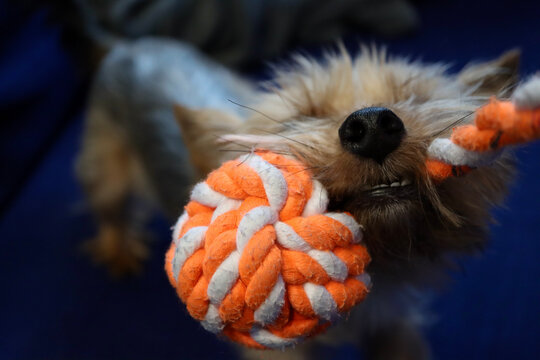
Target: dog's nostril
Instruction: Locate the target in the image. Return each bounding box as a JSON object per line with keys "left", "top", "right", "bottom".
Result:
{"left": 339, "top": 107, "right": 405, "bottom": 163}
{"left": 345, "top": 118, "right": 366, "bottom": 142}
{"left": 379, "top": 110, "right": 405, "bottom": 134}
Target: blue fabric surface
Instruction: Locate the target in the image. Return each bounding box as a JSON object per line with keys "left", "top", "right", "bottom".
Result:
{"left": 0, "top": 6, "right": 86, "bottom": 216}
{"left": 1, "top": 0, "right": 539, "bottom": 359}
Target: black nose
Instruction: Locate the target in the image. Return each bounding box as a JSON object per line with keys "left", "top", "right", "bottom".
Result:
{"left": 339, "top": 107, "right": 405, "bottom": 163}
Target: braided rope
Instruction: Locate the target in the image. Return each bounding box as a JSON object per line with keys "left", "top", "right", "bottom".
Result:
{"left": 427, "top": 76, "right": 540, "bottom": 182}
{"left": 165, "top": 151, "right": 371, "bottom": 349}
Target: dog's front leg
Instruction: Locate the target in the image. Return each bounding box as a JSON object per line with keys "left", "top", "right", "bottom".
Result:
{"left": 77, "top": 109, "right": 151, "bottom": 276}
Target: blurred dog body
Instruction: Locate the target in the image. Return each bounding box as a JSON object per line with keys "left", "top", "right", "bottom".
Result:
{"left": 77, "top": 38, "right": 519, "bottom": 359}
{"left": 76, "top": 38, "right": 254, "bottom": 273}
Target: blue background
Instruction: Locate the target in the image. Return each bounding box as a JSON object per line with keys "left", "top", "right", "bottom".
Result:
{"left": 1, "top": 0, "right": 539, "bottom": 359}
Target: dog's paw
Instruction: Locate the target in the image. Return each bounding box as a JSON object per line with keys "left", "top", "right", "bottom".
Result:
{"left": 83, "top": 225, "right": 150, "bottom": 277}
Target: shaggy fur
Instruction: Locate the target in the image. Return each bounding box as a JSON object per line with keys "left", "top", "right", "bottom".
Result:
{"left": 77, "top": 42, "right": 519, "bottom": 359}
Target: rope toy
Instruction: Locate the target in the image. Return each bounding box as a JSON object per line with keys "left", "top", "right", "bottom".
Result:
{"left": 427, "top": 75, "right": 540, "bottom": 181}
{"left": 165, "top": 151, "right": 371, "bottom": 349}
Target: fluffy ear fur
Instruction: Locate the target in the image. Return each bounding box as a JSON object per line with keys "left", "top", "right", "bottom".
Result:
{"left": 174, "top": 105, "right": 243, "bottom": 176}
{"left": 458, "top": 49, "right": 520, "bottom": 96}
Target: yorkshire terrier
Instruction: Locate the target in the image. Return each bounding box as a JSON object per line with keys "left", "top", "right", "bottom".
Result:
{"left": 76, "top": 38, "right": 519, "bottom": 359}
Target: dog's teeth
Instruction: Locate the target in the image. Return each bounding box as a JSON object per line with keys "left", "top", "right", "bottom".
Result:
{"left": 370, "top": 179, "right": 411, "bottom": 191}
{"left": 401, "top": 179, "right": 412, "bottom": 186}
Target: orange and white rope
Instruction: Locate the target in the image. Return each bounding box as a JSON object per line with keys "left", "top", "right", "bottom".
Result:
{"left": 165, "top": 151, "right": 371, "bottom": 349}
{"left": 427, "top": 75, "right": 540, "bottom": 181}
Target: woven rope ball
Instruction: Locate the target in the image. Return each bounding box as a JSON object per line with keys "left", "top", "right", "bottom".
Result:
{"left": 165, "top": 151, "right": 371, "bottom": 349}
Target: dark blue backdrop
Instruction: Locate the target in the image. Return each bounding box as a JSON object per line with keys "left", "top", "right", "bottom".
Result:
{"left": 1, "top": 1, "right": 539, "bottom": 359}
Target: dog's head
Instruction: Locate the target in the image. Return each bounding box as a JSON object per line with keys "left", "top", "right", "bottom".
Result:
{"left": 175, "top": 47, "right": 519, "bottom": 267}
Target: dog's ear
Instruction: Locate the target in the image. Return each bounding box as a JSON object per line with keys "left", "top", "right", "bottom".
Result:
{"left": 174, "top": 104, "right": 243, "bottom": 176}
{"left": 458, "top": 49, "right": 520, "bottom": 96}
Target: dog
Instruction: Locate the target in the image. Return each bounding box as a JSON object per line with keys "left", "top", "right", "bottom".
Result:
{"left": 76, "top": 38, "right": 519, "bottom": 359}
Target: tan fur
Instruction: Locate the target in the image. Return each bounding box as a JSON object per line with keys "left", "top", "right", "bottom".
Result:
{"left": 174, "top": 105, "right": 243, "bottom": 176}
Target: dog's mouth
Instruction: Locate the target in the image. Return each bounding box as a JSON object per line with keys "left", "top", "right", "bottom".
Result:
{"left": 327, "top": 175, "right": 418, "bottom": 213}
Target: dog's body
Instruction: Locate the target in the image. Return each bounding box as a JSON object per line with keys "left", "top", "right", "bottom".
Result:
{"left": 77, "top": 38, "right": 519, "bottom": 359}
{"left": 77, "top": 38, "right": 254, "bottom": 272}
